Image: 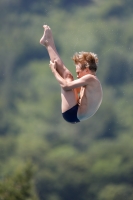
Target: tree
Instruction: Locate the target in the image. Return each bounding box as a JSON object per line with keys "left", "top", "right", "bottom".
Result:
{"left": 0, "top": 162, "right": 39, "bottom": 200}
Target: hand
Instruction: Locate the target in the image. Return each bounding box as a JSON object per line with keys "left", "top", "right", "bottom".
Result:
{"left": 49, "top": 60, "right": 57, "bottom": 73}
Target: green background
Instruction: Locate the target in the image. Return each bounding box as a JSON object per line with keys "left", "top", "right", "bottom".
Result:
{"left": 0, "top": 0, "right": 133, "bottom": 199}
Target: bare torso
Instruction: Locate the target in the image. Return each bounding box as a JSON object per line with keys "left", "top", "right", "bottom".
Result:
{"left": 77, "top": 75, "right": 103, "bottom": 121}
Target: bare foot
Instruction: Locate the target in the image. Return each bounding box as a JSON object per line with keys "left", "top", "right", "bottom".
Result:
{"left": 40, "top": 25, "right": 54, "bottom": 47}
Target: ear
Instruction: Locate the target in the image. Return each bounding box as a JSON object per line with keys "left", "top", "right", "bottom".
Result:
{"left": 86, "top": 67, "right": 89, "bottom": 72}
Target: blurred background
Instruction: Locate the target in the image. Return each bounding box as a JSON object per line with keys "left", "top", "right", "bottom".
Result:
{"left": 0, "top": 0, "right": 133, "bottom": 199}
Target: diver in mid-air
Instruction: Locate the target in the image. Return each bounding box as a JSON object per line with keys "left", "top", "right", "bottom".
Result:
{"left": 40, "top": 25, "right": 103, "bottom": 124}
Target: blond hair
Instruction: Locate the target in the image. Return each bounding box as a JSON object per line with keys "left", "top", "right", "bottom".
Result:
{"left": 72, "top": 51, "right": 98, "bottom": 71}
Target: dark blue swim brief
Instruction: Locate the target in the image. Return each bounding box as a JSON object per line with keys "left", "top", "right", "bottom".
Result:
{"left": 62, "top": 104, "right": 80, "bottom": 124}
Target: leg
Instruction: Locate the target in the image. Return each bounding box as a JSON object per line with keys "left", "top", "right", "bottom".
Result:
{"left": 61, "top": 77, "right": 79, "bottom": 113}
{"left": 40, "top": 25, "right": 71, "bottom": 79}
{"left": 40, "top": 25, "right": 78, "bottom": 112}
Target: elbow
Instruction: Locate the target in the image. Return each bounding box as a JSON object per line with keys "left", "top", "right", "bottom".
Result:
{"left": 61, "top": 82, "right": 70, "bottom": 91}
{"left": 62, "top": 85, "right": 68, "bottom": 91}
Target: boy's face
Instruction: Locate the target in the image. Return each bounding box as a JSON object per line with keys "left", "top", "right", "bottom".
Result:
{"left": 76, "top": 64, "right": 88, "bottom": 79}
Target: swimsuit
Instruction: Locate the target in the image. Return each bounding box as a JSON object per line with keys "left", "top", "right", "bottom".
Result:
{"left": 62, "top": 104, "right": 80, "bottom": 124}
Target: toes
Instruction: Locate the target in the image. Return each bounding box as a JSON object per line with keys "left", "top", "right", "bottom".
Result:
{"left": 43, "top": 25, "right": 47, "bottom": 28}
{"left": 43, "top": 25, "right": 50, "bottom": 29}
{"left": 43, "top": 25, "right": 48, "bottom": 27}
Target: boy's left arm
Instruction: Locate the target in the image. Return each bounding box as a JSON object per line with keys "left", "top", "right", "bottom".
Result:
{"left": 49, "top": 60, "right": 91, "bottom": 90}
{"left": 49, "top": 60, "right": 68, "bottom": 88}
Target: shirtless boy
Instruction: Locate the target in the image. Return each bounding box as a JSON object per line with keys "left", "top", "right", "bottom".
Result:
{"left": 40, "top": 25, "right": 103, "bottom": 124}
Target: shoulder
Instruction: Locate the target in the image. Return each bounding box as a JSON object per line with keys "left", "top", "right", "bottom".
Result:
{"left": 82, "top": 74, "right": 96, "bottom": 82}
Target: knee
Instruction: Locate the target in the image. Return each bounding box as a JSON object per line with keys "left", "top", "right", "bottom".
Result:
{"left": 65, "top": 72, "right": 74, "bottom": 82}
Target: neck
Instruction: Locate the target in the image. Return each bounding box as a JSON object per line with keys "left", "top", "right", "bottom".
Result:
{"left": 88, "top": 70, "right": 96, "bottom": 76}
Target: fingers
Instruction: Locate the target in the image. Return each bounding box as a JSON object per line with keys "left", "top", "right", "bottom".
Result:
{"left": 49, "top": 61, "right": 54, "bottom": 67}
{"left": 50, "top": 60, "right": 56, "bottom": 64}
{"left": 50, "top": 61, "right": 54, "bottom": 65}
{"left": 49, "top": 60, "right": 57, "bottom": 70}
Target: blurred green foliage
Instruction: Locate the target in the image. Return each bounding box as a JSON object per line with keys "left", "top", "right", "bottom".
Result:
{"left": 0, "top": 162, "right": 38, "bottom": 200}
{"left": 0, "top": 0, "right": 133, "bottom": 199}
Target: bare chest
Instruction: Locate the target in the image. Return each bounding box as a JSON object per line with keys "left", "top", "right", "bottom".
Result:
{"left": 78, "top": 87, "right": 86, "bottom": 105}
{"left": 80, "top": 87, "right": 85, "bottom": 97}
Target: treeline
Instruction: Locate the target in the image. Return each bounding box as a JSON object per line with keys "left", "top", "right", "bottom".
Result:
{"left": 0, "top": 0, "right": 92, "bottom": 15}
{"left": 0, "top": 0, "right": 133, "bottom": 199}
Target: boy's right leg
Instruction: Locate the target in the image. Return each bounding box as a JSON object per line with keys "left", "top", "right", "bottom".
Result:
{"left": 40, "top": 25, "right": 72, "bottom": 80}
{"left": 40, "top": 25, "right": 78, "bottom": 112}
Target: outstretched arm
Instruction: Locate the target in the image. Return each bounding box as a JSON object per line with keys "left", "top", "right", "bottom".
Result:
{"left": 49, "top": 60, "right": 91, "bottom": 90}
